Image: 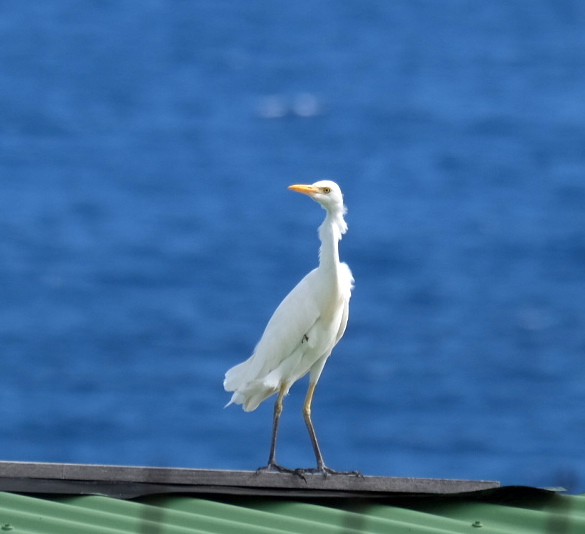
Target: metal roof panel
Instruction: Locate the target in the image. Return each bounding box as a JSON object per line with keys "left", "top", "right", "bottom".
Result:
{"left": 1, "top": 490, "right": 585, "bottom": 534}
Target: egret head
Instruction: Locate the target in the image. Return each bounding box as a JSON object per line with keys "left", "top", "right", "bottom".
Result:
{"left": 288, "top": 180, "right": 347, "bottom": 237}
{"left": 288, "top": 180, "right": 345, "bottom": 214}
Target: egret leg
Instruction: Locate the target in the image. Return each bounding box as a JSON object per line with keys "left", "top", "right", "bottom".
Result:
{"left": 266, "top": 384, "right": 286, "bottom": 467}
{"left": 301, "top": 381, "right": 361, "bottom": 477}
{"left": 256, "top": 384, "right": 300, "bottom": 475}
{"left": 303, "top": 381, "right": 326, "bottom": 470}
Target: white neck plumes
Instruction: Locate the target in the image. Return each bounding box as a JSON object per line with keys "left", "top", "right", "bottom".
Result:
{"left": 318, "top": 205, "right": 347, "bottom": 270}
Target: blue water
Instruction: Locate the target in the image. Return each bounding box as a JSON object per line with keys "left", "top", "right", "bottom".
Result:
{"left": 1, "top": 1, "right": 585, "bottom": 491}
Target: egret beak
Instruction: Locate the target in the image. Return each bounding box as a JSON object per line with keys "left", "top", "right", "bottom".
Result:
{"left": 288, "top": 184, "right": 319, "bottom": 196}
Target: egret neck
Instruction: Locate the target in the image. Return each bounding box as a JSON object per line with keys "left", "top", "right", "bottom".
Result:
{"left": 318, "top": 208, "right": 346, "bottom": 271}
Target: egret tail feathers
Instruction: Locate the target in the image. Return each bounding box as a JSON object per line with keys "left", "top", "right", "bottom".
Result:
{"left": 227, "top": 380, "right": 279, "bottom": 412}
{"left": 224, "top": 353, "right": 281, "bottom": 411}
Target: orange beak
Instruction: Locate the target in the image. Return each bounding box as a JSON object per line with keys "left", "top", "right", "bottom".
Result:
{"left": 288, "top": 184, "right": 319, "bottom": 196}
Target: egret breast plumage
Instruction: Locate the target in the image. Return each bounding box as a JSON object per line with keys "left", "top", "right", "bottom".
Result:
{"left": 224, "top": 180, "right": 356, "bottom": 475}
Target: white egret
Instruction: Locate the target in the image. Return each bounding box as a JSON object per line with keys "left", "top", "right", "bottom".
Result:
{"left": 224, "top": 180, "right": 356, "bottom": 475}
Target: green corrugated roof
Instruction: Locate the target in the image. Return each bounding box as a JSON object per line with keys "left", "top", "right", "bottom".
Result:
{"left": 0, "top": 462, "right": 583, "bottom": 533}
{"left": 2, "top": 489, "right": 585, "bottom": 533}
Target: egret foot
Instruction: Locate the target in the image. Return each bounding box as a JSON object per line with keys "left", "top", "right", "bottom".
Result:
{"left": 297, "top": 465, "right": 362, "bottom": 478}
{"left": 255, "top": 463, "right": 307, "bottom": 481}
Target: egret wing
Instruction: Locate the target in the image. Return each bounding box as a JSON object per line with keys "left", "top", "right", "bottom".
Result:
{"left": 224, "top": 268, "right": 321, "bottom": 391}
{"left": 334, "top": 262, "right": 353, "bottom": 344}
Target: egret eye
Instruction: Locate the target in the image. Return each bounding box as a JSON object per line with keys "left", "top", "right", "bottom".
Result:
{"left": 321, "top": 187, "right": 332, "bottom": 194}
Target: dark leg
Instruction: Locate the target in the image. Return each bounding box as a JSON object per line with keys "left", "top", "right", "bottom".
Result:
{"left": 303, "top": 382, "right": 326, "bottom": 471}
{"left": 266, "top": 384, "right": 286, "bottom": 468}
{"left": 301, "top": 381, "right": 361, "bottom": 477}
{"left": 256, "top": 384, "right": 300, "bottom": 475}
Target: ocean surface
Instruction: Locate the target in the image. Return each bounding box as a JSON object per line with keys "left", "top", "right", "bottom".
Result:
{"left": 1, "top": 1, "right": 585, "bottom": 491}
